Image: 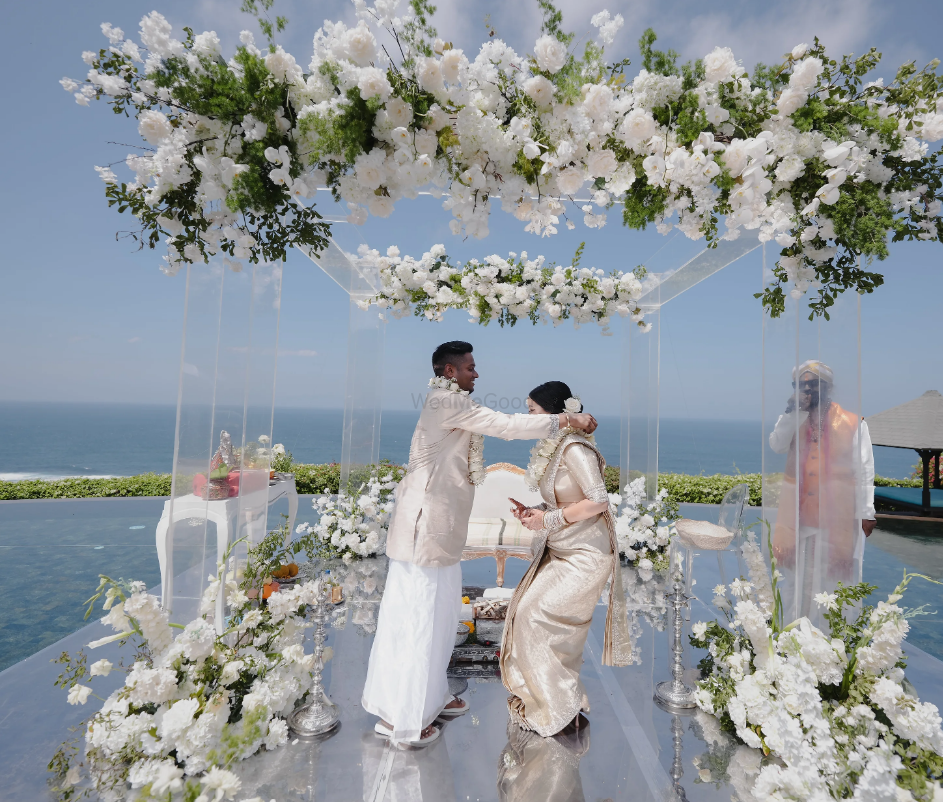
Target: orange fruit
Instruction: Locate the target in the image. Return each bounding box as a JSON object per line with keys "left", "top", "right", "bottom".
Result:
{"left": 287, "top": 563, "right": 299, "bottom": 577}
{"left": 262, "top": 581, "right": 280, "bottom": 599}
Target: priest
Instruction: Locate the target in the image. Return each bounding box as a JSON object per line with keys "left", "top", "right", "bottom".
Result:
{"left": 770, "top": 360, "right": 875, "bottom": 626}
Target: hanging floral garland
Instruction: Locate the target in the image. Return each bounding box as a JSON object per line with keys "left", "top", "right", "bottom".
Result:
{"left": 63, "top": 1, "right": 943, "bottom": 317}
{"left": 355, "top": 241, "right": 651, "bottom": 331}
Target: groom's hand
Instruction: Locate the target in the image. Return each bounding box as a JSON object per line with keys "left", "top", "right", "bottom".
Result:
{"left": 568, "top": 413, "right": 598, "bottom": 434}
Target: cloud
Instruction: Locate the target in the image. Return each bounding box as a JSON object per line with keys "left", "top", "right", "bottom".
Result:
{"left": 128, "top": 336, "right": 141, "bottom": 343}
{"left": 278, "top": 349, "right": 318, "bottom": 357}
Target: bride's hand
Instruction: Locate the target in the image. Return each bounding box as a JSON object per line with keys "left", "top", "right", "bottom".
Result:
{"left": 520, "top": 509, "right": 544, "bottom": 531}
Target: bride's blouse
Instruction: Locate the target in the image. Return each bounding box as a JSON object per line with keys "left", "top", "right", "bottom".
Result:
{"left": 549, "top": 442, "right": 610, "bottom": 506}
{"left": 535, "top": 441, "right": 613, "bottom": 556}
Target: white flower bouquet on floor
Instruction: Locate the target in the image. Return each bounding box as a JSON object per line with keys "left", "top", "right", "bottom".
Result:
{"left": 300, "top": 471, "right": 399, "bottom": 562}
{"left": 613, "top": 477, "right": 679, "bottom": 571}
{"left": 690, "top": 530, "right": 943, "bottom": 801}
{"left": 49, "top": 537, "right": 325, "bottom": 801}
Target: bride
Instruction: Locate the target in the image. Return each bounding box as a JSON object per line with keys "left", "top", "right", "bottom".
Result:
{"left": 500, "top": 381, "right": 633, "bottom": 736}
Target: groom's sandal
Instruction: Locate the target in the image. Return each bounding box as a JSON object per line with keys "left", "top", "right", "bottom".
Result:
{"left": 437, "top": 696, "right": 470, "bottom": 718}
{"left": 374, "top": 721, "right": 442, "bottom": 747}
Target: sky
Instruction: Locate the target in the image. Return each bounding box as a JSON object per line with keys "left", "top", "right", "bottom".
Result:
{"left": 2, "top": 0, "right": 942, "bottom": 424}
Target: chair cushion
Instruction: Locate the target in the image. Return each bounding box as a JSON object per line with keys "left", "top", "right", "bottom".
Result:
{"left": 465, "top": 517, "right": 533, "bottom": 550}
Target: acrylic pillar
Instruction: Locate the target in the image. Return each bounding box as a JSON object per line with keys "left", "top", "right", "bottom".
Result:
{"left": 762, "top": 284, "right": 863, "bottom": 628}
{"left": 298, "top": 224, "right": 386, "bottom": 495}
{"left": 620, "top": 232, "right": 762, "bottom": 504}
{"left": 162, "top": 260, "right": 282, "bottom": 626}
{"left": 621, "top": 304, "right": 661, "bottom": 504}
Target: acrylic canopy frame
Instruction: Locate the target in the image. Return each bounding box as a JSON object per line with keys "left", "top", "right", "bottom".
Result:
{"left": 299, "top": 224, "right": 765, "bottom": 504}
{"left": 161, "top": 217, "right": 864, "bottom": 628}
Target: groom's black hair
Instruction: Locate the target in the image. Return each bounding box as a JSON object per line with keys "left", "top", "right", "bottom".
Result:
{"left": 528, "top": 381, "right": 582, "bottom": 414}
{"left": 432, "top": 341, "right": 473, "bottom": 376}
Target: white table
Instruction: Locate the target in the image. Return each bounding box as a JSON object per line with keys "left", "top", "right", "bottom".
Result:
{"left": 157, "top": 473, "right": 298, "bottom": 631}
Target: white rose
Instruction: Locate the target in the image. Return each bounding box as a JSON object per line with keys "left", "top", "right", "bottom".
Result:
{"left": 441, "top": 49, "right": 465, "bottom": 83}
{"left": 721, "top": 140, "right": 749, "bottom": 177}
{"left": 790, "top": 57, "right": 824, "bottom": 93}
{"left": 791, "top": 43, "right": 809, "bottom": 59}
{"left": 582, "top": 84, "right": 612, "bottom": 120}
{"left": 523, "top": 75, "right": 555, "bottom": 106}
{"left": 564, "top": 397, "right": 581, "bottom": 413}
{"left": 777, "top": 87, "right": 808, "bottom": 116}
{"left": 619, "top": 108, "right": 657, "bottom": 148}
{"left": 919, "top": 113, "right": 943, "bottom": 142}
{"left": 586, "top": 149, "right": 618, "bottom": 179}
{"left": 138, "top": 110, "right": 173, "bottom": 144}
{"left": 556, "top": 165, "right": 585, "bottom": 195}
{"left": 385, "top": 98, "right": 413, "bottom": 127}
{"left": 368, "top": 195, "right": 394, "bottom": 217}
{"left": 265, "top": 46, "right": 302, "bottom": 83}
{"left": 344, "top": 22, "right": 377, "bottom": 66}
{"left": 775, "top": 154, "right": 805, "bottom": 182}
{"left": 534, "top": 35, "right": 567, "bottom": 74}
{"left": 418, "top": 57, "right": 443, "bottom": 93}
{"left": 703, "top": 46, "right": 740, "bottom": 84}
{"left": 415, "top": 130, "right": 438, "bottom": 157}
{"left": 193, "top": 31, "right": 221, "bottom": 59}
{"left": 358, "top": 67, "right": 392, "bottom": 101}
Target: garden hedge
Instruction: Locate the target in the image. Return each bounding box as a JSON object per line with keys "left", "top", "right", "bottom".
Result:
{"left": 0, "top": 465, "right": 919, "bottom": 505}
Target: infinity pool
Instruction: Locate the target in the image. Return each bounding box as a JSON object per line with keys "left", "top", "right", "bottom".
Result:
{"left": 1, "top": 498, "right": 941, "bottom": 672}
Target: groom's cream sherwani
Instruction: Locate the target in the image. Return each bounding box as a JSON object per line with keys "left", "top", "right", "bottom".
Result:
{"left": 386, "top": 387, "right": 557, "bottom": 567}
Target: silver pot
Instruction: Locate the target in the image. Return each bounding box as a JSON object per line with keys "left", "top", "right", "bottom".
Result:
{"left": 455, "top": 622, "right": 470, "bottom": 646}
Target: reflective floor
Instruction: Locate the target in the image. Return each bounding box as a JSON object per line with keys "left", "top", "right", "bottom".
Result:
{"left": 3, "top": 545, "right": 942, "bottom": 801}
{"left": 1, "top": 499, "right": 942, "bottom": 801}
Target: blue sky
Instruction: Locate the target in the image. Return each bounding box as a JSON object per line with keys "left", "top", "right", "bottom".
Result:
{"left": 2, "top": 0, "right": 942, "bottom": 424}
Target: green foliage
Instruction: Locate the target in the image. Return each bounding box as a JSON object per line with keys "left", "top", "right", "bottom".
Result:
{"left": 240, "top": 0, "right": 288, "bottom": 49}
{"left": 0, "top": 473, "right": 173, "bottom": 500}
{"left": 536, "top": 0, "right": 573, "bottom": 45}
{"left": 1, "top": 468, "right": 921, "bottom": 502}
{"left": 637, "top": 28, "right": 704, "bottom": 90}
{"left": 271, "top": 446, "right": 294, "bottom": 473}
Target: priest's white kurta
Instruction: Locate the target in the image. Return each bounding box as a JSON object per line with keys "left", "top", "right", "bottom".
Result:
{"left": 362, "top": 385, "right": 558, "bottom": 743}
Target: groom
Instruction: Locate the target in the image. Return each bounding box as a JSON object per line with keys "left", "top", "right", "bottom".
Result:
{"left": 361, "top": 341, "right": 598, "bottom": 745}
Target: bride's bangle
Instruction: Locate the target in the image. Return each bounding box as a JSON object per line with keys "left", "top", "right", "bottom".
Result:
{"left": 542, "top": 508, "right": 566, "bottom": 534}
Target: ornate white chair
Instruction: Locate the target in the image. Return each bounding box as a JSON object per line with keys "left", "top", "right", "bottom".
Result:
{"left": 463, "top": 463, "right": 542, "bottom": 586}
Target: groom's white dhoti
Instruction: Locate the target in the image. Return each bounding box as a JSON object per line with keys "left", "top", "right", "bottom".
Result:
{"left": 362, "top": 388, "right": 557, "bottom": 742}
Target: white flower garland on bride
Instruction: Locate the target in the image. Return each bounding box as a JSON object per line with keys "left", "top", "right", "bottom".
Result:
{"left": 526, "top": 420, "right": 596, "bottom": 491}
{"left": 428, "top": 377, "right": 485, "bottom": 485}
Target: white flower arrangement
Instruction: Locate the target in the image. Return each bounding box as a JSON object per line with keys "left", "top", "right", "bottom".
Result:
{"left": 365, "top": 244, "right": 648, "bottom": 332}
{"left": 426, "top": 376, "right": 486, "bottom": 484}
{"left": 303, "top": 473, "right": 398, "bottom": 562}
{"left": 525, "top": 426, "right": 596, "bottom": 490}
{"left": 428, "top": 375, "right": 467, "bottom": 394}
{"left": 691, "top": 538, "right": 943, "bottom": 801}
{"left": 50, "top": 553, "right": 324, "bottom": 799}
{"left": 63, "top": 2, "right": 943, "bottom": 317}
{"left": 613, "top": 477, "right": 678, "bottom": 570}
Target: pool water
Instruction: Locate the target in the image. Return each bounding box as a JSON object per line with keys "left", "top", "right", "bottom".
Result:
{"left": 1, "top": 498, "right": 941, "bottom": 672}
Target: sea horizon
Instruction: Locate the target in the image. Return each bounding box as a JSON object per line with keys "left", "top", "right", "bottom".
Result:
{"left": 0, "top": 400, "right": 919, "bottom": 481}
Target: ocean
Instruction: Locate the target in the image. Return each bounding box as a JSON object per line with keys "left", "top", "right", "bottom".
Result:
{"left": 0, "top": 402, "right": 918, "bottom": 481}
